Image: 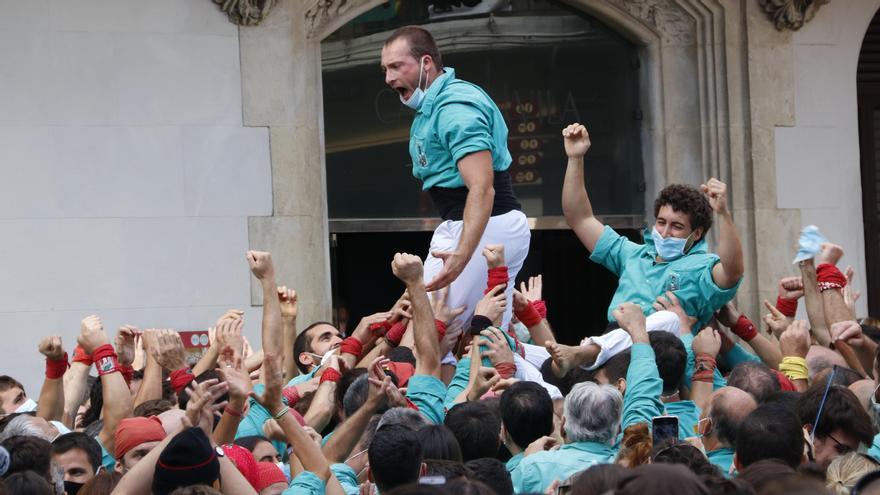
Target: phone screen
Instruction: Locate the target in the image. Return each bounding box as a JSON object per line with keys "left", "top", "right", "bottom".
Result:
{"left": 652, "top": 415, "right": 680, "bottom": 446}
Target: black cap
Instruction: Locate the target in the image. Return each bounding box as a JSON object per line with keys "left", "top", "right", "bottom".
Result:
{"left": 151, "top": 427, "right": 220, "bottom": 495}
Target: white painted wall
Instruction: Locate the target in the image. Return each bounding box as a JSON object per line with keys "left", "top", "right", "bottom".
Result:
{"left": 0, "top": 1, "right": 272, "bottom": 395}
{"left": 774, "top": 0, "right": 880, "bottom": 319}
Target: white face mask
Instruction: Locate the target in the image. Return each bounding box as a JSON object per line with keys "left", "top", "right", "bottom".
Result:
{"left": 307, "top": 347, "right": 339, "bottom": 369}
{"left": 400, "top": 57, "right": 428, "bottom": 110}
{"left": 14, "top": 398, "right": 37, "bottom": 413}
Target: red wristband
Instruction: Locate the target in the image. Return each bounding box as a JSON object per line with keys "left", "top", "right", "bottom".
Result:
{"left": 515, "top": 302, "right": 543, "bottom": 328}
{"left": 170, "top": 367, "right": 195, "bottom": 394}
{"left": 369, "top": 321, "right": 393, "bottom": 336}
{"left": 732, "top": 314, "right": 758, "bottom": 341}
{"left": 340, "top": 336, "right": 364, "bottom": 359}
{"left": 120, "top": 364, "right": 134, "bottom": 385}
{"left": 45, "top": 353, "right": 70, "bottom": 379}
{"left": 72, "top": 345, "right": 93, "bottom": 366}
{"left": 385, "top": 321, "right": 407, "bottom": 347}
{"left": 282, "top": 386, "right": 301, "bottom": 406}
{"left": 91, "top": 344, "right": 120, "bottom": 377}
{"left": 224, "top": 405, "right": 243, "bottom": 417}
{"left": 320, "top": 368, "right": 342, "bottom": 384}
{"left": 532, "top": 300, "right": 547, "bottom": 319}
{"left": 817, "top": 264, "right": 847, "bottom": 291}
{"left": 484, "top": 266, "right": 509, "bottom": 294}
{"left": 775, "top": 297, "right": 798, "bottom": 318}
{"left": 495, "top": 361, "right": 516, "bottom": 379}
{"left": 434, "top": 319, "right": 447, "bottom": 341}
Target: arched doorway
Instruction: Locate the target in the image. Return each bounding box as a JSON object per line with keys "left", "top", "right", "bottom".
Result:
{"left": 321, "top": 0, "right": 645, "bottom": 342}
{"left": 858, "top": 9, "right": 880, "bottom": 317}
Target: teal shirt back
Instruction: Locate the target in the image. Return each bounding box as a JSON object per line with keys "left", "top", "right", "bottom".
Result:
{"left": 664, "top": 400, "right": 701, "bottom": 441}
{"left": 512, "top": 441, "right": 617, "bottom": 493}
{"left": 408, "top": 67, "right": 511, "bottom": 190}
{"left": 707, "top": 447, "right": 736, "bottom": 477}
{"left": 590, "top": 226, "right": 740, "bottom": 330}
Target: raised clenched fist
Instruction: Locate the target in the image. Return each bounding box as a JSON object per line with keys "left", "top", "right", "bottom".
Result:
{"left": 392, "top": 252, "right": 424, "bottom": 286}
{"left": 247, "top": 251, "right": 275, "bottom": 280}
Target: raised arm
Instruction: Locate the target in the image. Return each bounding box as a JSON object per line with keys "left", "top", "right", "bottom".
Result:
{"left": 133, "top": 330, "right": 163, "bottom": 408}
{"left": 322, "top": 358, "right": 387, "bottom": 463}
{"left": 561, "top": 123, "right": 604, "bottom": 252}
{"left": 79, "top": 315, "right": 133, "bottom": 458}
{"left": 278, "top": 286, "right": 299, "bottom": 381}
{"left": 36, "top": 335, "right": 67, "bottom": 422}
{"left": 426, "top": 150, "right": 494, "bottom": 291}
{"left": 703, "top": 178, "right": 744, "bottom": 289}
{"left": 690, "top": 328, "right": 721, "bottom": 411}
{"left": 248, "top": 251, "right": 282, "bottom": 358}
{"left": 393, "top": 253, "right": 441, "bottom": 378}
{"left": 815, "top": 244, "right": 866, "bottom": 375}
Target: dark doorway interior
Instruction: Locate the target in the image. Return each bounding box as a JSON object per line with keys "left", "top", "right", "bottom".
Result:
{"left": 858, "top": 10, "right": 880, "bottom": 317}
{"left": 330, "top": 229, "right": 638, "bottom": 345}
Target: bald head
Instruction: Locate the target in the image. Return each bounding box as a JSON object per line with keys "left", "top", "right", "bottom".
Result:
{"left": 806, "top": 345, "right": 847, "bottom": 380}
{"left": 849, "top": 379, "right": 875, "bottom": 413}
{"left": 707, "top": 387, "right": 757, "bottom": 447}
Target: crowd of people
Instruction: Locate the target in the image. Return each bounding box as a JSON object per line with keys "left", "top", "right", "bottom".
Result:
{"left": 0, "top": 124, "right": 878, "bottom": 495}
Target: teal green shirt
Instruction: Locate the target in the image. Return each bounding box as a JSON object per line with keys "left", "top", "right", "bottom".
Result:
{"left": 664, "top": 400, "right": 701, "bottom": 441}
{"left": 707, "top": 447, "right": 735, "bottom": 477}
{"left": 236, "top": 368, "right": 319, "bottom": 455}
{"left": 590, "top": 226, "right": 741, "bottom": 330}
{"left": 406, "top": 374, "right": 447, "bottom": 424}
{"left": 721, "top": 343, "right": 761, "bottom": 369}
{"left": 621, "top": 343, "right": 665, "bottom": 430}
{"left": 284, "top": 471, "right": 325, "bottom": 495}
{"left": 331, "top": 463, "right": 360, "bottom": 495}
{"left": 868, "top": 433, "right": 880, "bottom": 463}
{"left": 506, "top": 452, "right": 524, "bottom": 473}
{"left": 96, "top": 437, "right": 115, "bottom": 471}
{"left": 512, "top": 441, "right": 617, "bottom": 493}
{"left": 408, "top": 67, "right": 511, "bottom": 190}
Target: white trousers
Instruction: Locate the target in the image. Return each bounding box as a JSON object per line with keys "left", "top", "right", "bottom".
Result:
{"left": 423, "top": 209, "right": 531, "bottom": 331}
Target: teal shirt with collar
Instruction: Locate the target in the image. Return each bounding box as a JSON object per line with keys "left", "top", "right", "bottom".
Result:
{"left": 512, "top": 441, "right": 617, "bottom": 494}
{"left": 408, "top": 67, "right": 511, "bottom": 190}
{"left": 506, "top": 452, "right": 524, "bottom": 473}
{"left": 590, "top": 226, "right": 741, "bottom": 330}
{"left": 331, "top": 463, "right": 360, "bottom": 495}
{"left": 707, "top": 447, "right": 736, "bottom": 478}
{"left": 664, "top": 400, "right": 701, "bottom": 441}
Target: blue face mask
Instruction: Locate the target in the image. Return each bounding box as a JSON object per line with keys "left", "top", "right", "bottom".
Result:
{"left": 651, "top": 227, "right": 696, "bottom": 261}
{"left": 400, "top": 57, "right": 427, "bottom": 110}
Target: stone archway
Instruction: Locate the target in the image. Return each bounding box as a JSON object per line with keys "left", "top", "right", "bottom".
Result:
{"left": 239, "top": 0, "right": 789, "bottom": 325}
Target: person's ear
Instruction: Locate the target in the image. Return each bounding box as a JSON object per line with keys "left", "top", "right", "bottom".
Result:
{"left": 298, "top": 352, "right": 314, "bottom": 369}
{"left": 560, "top": 415, "right": 567, "bottom": 441}
{"left": 114, "top": 461, "right": 124, "bottom": 474}
{"left": 617, "top": 378, "right": 627, "bottom": 396}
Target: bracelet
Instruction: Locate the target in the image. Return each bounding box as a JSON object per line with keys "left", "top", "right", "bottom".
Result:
{"left": 273, "top": 406, "right": 290, "bottom": 420}
{"left": 224, "top": 405, "right": 244, "bottom": 418}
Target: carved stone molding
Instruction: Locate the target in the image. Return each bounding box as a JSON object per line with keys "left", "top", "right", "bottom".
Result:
{"left": 305, "top": 0, "right": 372, "bottom": 39}
{"left": 213, "top": 0, "right": 276, "bottom": 26}
{"left": 605, "top": 0, "right": 696, "bottom": 45}
{"left": 757, "top": 0, "right": 829, "bottom": 31}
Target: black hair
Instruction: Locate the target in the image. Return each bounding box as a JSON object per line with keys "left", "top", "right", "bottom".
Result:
{"left": 340, "top": 371, "right": 373, "bottom": 418}
{"left": 654, "top": 184, "right": 713, "bottom": 237}
{"left": 3, "top": 471, "right": 52, "bottom": 494}
{"left": 133, "top": 399, "right": 175, "bottom": 418}
{"left": 444, "top": 401, "right": 501, "bottom": 462}
{"left": 595, "top": 348, "right": 632, "bottom": 385}
{"left": 726, "top": 362, "right": 780, "bottom": 403}
{"left": 465, "top": 457, "right": 513, "bottom": 495}
{"left": 796, "top": 382, "right": 873, "bottom": 445}
{"left": 80, "top": 376, "right": 103, "bottom": 429}
{"left": 233, "top": 435, "right": 271, "bottom": 452}
{"left": 177, "top": 370, "right": 230, "bottom": 410}
{"left": 570, "top": 464, "right": 627, "bottom": 495}
{"left": 1, "top": 435, "right": 52, "bottom": 478}
{"left": 649, "top": 332, "right": 687, "bottom": 394}
{"left": 51, "top": 432, "right": 102, "bottom": 472}
{"left": 652, "top": 442, "right": 720, "bottom": 477}
{"left": 423, "top": 459, "right": 472, "bottom": 480}
{"left": 736, "top": 459, "right": 797, "bottom": 493}
{"left": 416, "top": 424, "right": 462, "bottom": 462}
{"left": 499, "top": 381, "right": 553, "bottom": 450}
{"left": 389, "top": 346, "right": 416, "bottom": 366}
{"left": 294, "top": 321, "right": 335, "bottom": 373}
{"left": 368, "top": 425, "right": 423, "bottom": 492}
{"left": 735, "top": 404, "right": 804, "bottom": 468}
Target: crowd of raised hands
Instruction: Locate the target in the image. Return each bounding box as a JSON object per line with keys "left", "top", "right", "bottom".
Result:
{"left": 1, "top": 234, "right": 880, "bottom": 495}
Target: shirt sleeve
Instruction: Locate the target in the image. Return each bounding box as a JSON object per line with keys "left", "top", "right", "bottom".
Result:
{"left": 96, "top": 437, "right": 116, "bottom": 471}
{"left": 721, "top": 342, "right": 761, "bottom": 368}
{"left": 406, "top": 374, "right": 447, "bottom": 424}
{"left": 444, "top": 357, "right": 472, "bottom": 410}
{"left": 590, "top": 225, "right": 641, "bottom": 276}
{"left": 330, "top": 463, "right": 360, "bottom": 495}
{"left": 621, "top": 343, "right": 664, "bottom": 429}
{"left": 284, "top": 471, "right": 326, "bottom": 495}
{"left": 697, "top": 258, "right": 742, "bottom": 312}
{"left": 436, "top": 102, "right": 494, "bottom": 163}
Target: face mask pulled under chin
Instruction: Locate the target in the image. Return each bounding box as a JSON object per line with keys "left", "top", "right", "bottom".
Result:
{"left": 400, "top": 57, "right": 427, "bottom": 110}
{"left": 14, "top": 398, "right": 37, "bottom": 413}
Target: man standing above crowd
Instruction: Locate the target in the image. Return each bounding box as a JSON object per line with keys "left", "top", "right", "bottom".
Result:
{"left": 380, "top": 26, "right": 530, "bottom": 327}
{"left": 550, "top": 123, "right": 744, "bottom": 375}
